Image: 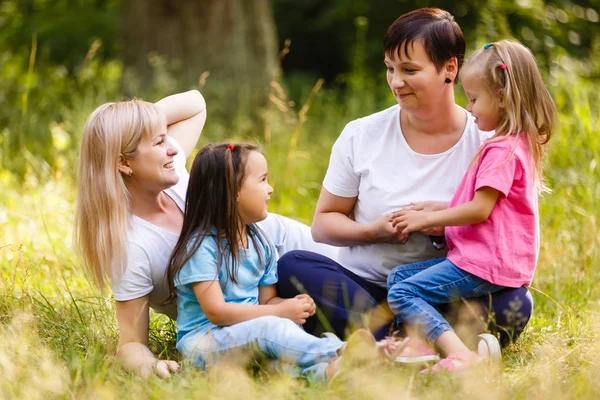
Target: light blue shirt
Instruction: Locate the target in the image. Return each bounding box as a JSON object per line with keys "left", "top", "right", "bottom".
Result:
{"left": 175, "top": 226, "right": 278, "bottom": 342}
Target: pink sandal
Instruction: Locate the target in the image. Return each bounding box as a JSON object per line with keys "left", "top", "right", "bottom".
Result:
{"left": 379, "top": 338, "right": 440, "bottom": 364}
{"left": 419, "top": 351, "right": 480, "bottom": 374}
{"left": 376, "top": 336, "right": 411, "bottom": 361}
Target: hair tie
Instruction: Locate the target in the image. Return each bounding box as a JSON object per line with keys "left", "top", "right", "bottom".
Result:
{"left": 227, "top": 144, "right": 234, "bottom": 151}
{"left": 500, "top": 64, "right": 507, "bottom": 70}
{"left": 483, "top": 43, "right": 492, "bottom": 49}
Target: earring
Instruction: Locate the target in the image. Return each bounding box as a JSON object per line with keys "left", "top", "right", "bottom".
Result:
{"left": 128, "top": 171, "right": 133, "bottom": 178}
{"left": 444, "top": 77, "right": 452, "bottom": 84}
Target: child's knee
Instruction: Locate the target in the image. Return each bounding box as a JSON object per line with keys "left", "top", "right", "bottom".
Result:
{"left": 387, "top": 282, "right": 415, "bottom": 308}
{"left": 386, "top": 268, "right": 398, "bottom": 290}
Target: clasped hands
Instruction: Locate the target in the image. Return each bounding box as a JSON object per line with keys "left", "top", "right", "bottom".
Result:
{"left": 371, "top": 201, "right": 447, "bottom": 244}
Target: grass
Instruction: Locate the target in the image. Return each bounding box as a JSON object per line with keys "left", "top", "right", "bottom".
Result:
{"left": 1, "top": 73, "right": 599, "bottom": 398}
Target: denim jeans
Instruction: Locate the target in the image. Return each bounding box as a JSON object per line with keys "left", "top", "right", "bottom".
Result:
{"left": 387, "top": 258, "right": 505, "bottom": 342}
{"left": 177, "top": 315, "right": 343, "bottom": 382}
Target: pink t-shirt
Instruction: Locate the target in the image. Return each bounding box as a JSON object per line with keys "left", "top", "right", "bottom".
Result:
{"left": 446, "top": 135, "right": 539, "bottom": 287}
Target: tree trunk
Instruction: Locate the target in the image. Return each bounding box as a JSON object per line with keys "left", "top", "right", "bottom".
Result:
{"left": 120, "top": 0, "right": 279, "bottom": 120}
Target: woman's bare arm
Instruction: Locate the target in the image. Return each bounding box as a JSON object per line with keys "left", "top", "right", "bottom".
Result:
{"left": 115, "top": 296, "right": 180, "bottom": 379}
{"left": 155, "top": 90, "right": 207, "bottom": 158}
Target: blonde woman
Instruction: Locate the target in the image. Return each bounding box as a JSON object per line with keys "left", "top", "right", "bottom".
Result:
{"left": 75, "top": 90, "right": 339, "bottom": 378}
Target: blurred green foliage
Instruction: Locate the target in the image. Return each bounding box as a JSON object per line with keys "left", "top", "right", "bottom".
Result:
{"left": 273, "top": 0, "right": 600, "bottom": 83}
{"left": 0, "top": 0, "right": 120, "bottom": 177}
{"left": 0, "top": 0, "right": 598, "bottom": 179}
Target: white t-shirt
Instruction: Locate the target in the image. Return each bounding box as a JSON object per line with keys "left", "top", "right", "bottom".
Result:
{"left": 112, "top": 138, "right": 339, "bottom": 319}
{"left": 323, "top": 104, "right": 489, "bottom": 287}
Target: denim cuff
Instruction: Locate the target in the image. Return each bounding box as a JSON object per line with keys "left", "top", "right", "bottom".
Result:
{"left": 428, "top": 321, "right": 453, "bottom": 342}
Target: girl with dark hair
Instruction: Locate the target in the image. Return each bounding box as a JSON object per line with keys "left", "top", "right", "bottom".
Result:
{"left": 166, "top": 143, "right": 394, "bottom": 382}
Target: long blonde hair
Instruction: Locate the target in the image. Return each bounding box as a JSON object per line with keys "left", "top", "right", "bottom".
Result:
{"left": 74, "top": 99, "right": 162, "bottom": 290}
{"left": 461, "top": 40, "right": 557, "bottom": 189}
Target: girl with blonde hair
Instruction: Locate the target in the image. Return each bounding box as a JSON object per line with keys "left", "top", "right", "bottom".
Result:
{"left": 387, "top": 39, "right": 556, "bottom": 372}
{"left": 75, "top": 91, "right": 340, "bottom": 378}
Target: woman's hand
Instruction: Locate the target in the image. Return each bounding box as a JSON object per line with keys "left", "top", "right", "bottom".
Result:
{"left": 277, "top": 296, "right": 313, "bottom": 324}
{"left": 116, "top": 296, "right": 180, "bottom": 379}
{"left": 153, "top": 360, "right": 181, "bottom": 379}
{"left": 367, "top": 214, "right": 410, "bottom": 244}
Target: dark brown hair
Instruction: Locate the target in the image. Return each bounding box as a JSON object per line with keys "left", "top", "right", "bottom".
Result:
{"left": 384, "top": 8, "right": 466, "bottom": 82}
{"left": 165, "top": 143, "right": 271, "bottom": 303}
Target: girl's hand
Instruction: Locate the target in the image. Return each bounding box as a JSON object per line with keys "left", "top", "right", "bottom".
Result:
{"left": 367, "top": 214, "right": 409, "bottom": 244}
{"left": 277, "top": 297, "right": 312, "bottom": 324}
{"left": 295, "top": 294, "right": 316, "bottom": 316}
{"left": 397, "top": 202, "right": 447, "bottom": 236}
{"left": 390, "top": 210, "right": 430, "bottom": 235}
{"left": 405, "top": 201, "right": 449, "bottom": 212}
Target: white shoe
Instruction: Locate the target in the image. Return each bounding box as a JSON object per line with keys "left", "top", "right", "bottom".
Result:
{"left": 477, "top": 333, "right": 502, "bottom": 363}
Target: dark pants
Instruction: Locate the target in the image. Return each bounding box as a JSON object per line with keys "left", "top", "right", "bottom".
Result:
{"left": 276, "top": 250, "right": 533, "bottom": 345}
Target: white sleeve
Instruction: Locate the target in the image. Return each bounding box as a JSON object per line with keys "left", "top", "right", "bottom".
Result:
{"left": 111, "top": 242, "right": 154, "bottom": 301}
{"left": 257, "top": 213, "right": 340, "bottom": 262}
{"left": 322, "top": 120, "right": 361, "bottom": 198}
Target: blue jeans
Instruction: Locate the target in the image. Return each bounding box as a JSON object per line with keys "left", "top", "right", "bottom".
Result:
{"left": 387, "top": 258, "right": 505, "bottom": 342}
{"left": 278, "top": 250, "right": 533, "bottom": 344}
{"left": 177, "top": 315, "right": 343, "bottom": 382}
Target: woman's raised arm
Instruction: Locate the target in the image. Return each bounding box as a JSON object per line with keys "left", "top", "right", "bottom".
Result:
{"left": 115, "top": 296, "right": 180, "bottom": 379}
{"left": 156, "top": 90, "right": 207, "bottom": 158}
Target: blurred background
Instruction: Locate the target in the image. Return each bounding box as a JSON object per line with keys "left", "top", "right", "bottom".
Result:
{"left": 0, "top": 0, "right": 598, "bottom": 182}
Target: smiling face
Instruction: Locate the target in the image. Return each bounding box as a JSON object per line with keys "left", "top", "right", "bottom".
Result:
{"left": 461, "top": 71, "right": 502, "bottom": 132}
{"left": 385, "top": 41, "right": 452, "bottom": 113}
{"left": 237, "top": 151, "right": 273, "bottom": 225}
{"left": 123, "top": 114, "right": 180, "bottom": 192}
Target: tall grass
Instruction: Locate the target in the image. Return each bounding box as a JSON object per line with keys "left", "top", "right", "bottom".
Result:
{"left": 1, "top": 59, "right": 599, "bottom": 399}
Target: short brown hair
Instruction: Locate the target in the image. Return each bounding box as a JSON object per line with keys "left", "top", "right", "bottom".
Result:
{"left": 384, "top": 8, "right": 466, "bottom": 82}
